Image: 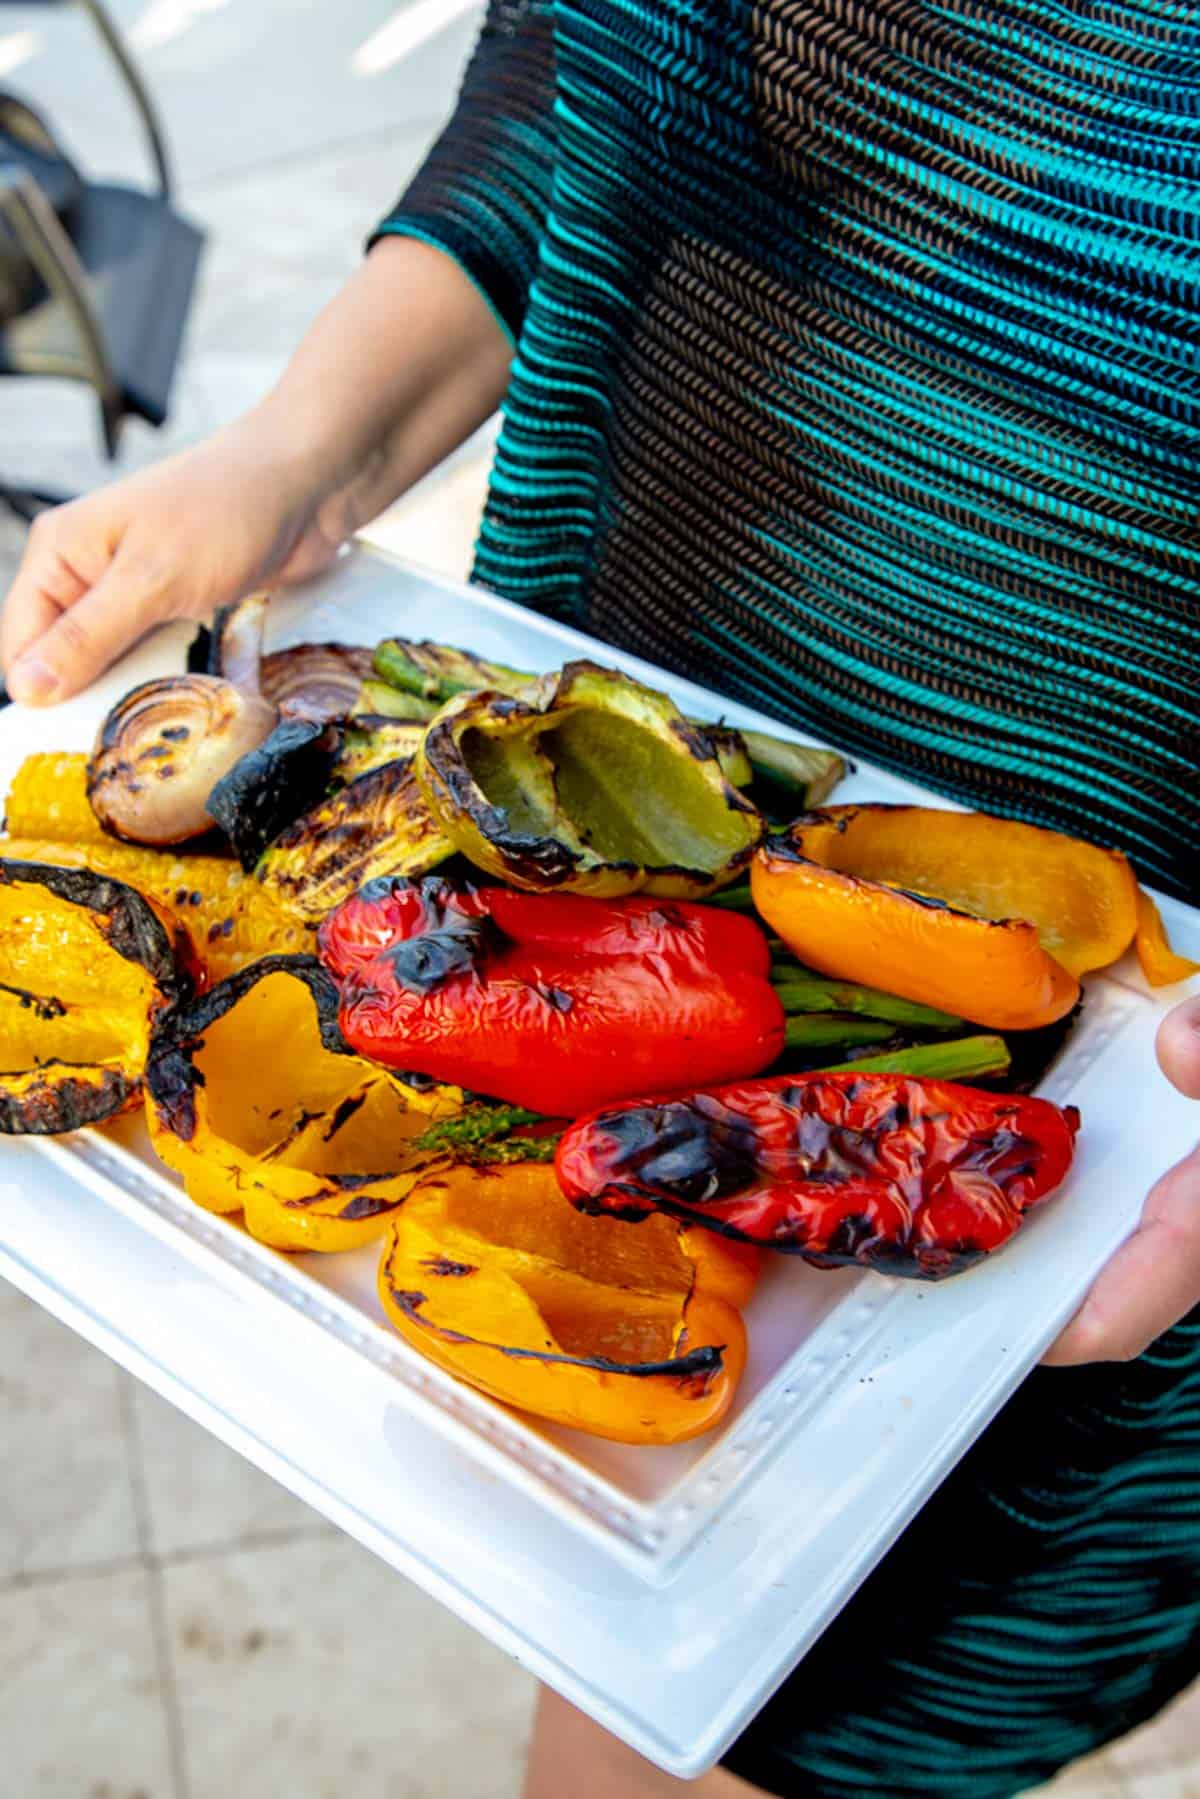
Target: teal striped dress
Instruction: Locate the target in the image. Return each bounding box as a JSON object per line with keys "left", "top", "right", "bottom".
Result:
{"left": 375, "top": 3, "right": 1200, "bottom": 1793}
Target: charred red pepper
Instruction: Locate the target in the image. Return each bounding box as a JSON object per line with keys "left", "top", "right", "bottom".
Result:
{"left": 318, "top": 876, "right": 785, "bottom": 1116}
{"left": 555, "top": 1073, "right": 1080, "bottom": 1279}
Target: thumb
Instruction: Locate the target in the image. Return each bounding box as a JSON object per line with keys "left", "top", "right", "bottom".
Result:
{"left": 1158, "top": 996, "right": 1200, "bottom": 1101}
{"left": 6, "top": 544, "right": 174, "bottom": 705}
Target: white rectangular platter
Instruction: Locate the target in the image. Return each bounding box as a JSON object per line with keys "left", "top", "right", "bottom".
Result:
{"left": 1, "top": 545, "right": 1197, "bottom": 1777}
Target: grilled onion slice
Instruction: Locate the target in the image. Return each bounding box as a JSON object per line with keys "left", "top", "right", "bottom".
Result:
{"left": 88, "top": 675, "right": 276, "bottom": 847}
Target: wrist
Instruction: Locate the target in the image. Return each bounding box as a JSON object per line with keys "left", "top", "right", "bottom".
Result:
{"left": 232, "top": 385, "right": 373, "bottom": 509}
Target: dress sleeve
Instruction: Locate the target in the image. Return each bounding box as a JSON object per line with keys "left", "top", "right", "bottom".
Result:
{"left": 370, "top": 0, "right": 557, "bottom": 346}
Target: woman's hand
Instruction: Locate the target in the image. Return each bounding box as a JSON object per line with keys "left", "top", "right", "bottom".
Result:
{"left": 1, "top": 421, "right": 347, "bottom": 703}
{"left": 1, "top": 237, "right": 512, "bottom": 705}
{"left": 1044, "top": 993, "right": 1200, "bottom": 1365}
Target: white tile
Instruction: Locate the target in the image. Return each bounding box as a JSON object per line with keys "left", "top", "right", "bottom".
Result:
{"left": 1021, "top": 1747, "right": 1128, "bottom": 1796}
{"left": 1125, "top": 1769, "right": 1200, "bottom": 1799}
{"left": 130, "top": 1380, "right": 327, "bottom": 1559}
{"left": 0, "top": 1564, "right": 175, "bottom": 1797}
{"left": 182, "top": 127, "right": 439, "bottom": 356}
{"left": 0, "top": 1284, "right": 141, "bottom": 1577}
{"left": 163, "top": 1532, "right": 535, "bottom": 1799}
{"left": 1112, "top": 1686, "right": 1200, "bottom": 1775}
{"left": 11, "top": 0, "right": 480, "bottom": 189}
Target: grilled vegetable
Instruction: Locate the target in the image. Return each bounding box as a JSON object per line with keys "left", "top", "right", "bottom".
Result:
{"left": 351, "top": 682, "right": 438, "bottom": 723}
{"left": 753, "top": 806, "right": 1133, "bottom": 1031}
{"left": 144, "top": 955, "right": 462, "bottom": 1251}
{"left": 257, "top": 759, "right": 453, "bottom": 923}
{"left": 5, "top": 751, "right": 108, "bottom": 846}
{"left": 206, "top": 716, "right": 341, "bottom": 871}
{"left": 557, "top": 1072, "right": 1079, "bottom": 1279}
{"left": 195, "top": 591, "right": 270, "bottom": 690}
{"left": 374, "top": 638, "right": 531, "bottom": 705}
{"left": 333, "top": 721, "right": 427, "bottom": 785}
{"left": 378, "top": 1160, "right": 759, "bottom": 1443}
{"left": 770, "top": 967, "right": 966, "bottom": 1031}
{"left": 416, "top": 660, "right": 763, "bottom": 896}
{"left": 0, "top": 858, "right": 189, "bottom": 1133}
{"left": 818, "top": 1035, "right": 1013, "bottom": 1080}
{"left": 259, "top": 644, "right": 374, "bottom": 724}
{"left": 737, "top": 730, "right": 846, "bottom": 808}
{"left": 195, "top": 595, "right": 373, "bottom": 725}
{"left": 88, "top": 674, "right": 276, "bottom": 847}
{"left": 376, "top": 637, "right": 845, "bottom": 808}
{"left": 1134, "top": 889, "right": 1200, "bottom": 987}
{"left": 319, "top": 875, "right": 785, "bottom": 1114}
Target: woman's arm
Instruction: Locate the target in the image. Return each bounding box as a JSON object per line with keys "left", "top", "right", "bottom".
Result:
{"left": 0, "top": 236, "right": 512, "bottom": 703}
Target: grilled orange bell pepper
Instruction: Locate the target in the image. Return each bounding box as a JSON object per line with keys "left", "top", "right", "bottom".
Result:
{"left": 1135, "top": 889, "right": 1200, "bottom": 988}
{"left": 377, "top": 1161, "right": 759, "bottom": 1444}
{"left": 752, "top": 805, "right": 1195, "bottom": 1033}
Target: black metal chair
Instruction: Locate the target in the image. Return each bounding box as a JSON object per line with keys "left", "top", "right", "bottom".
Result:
{"left": 0, "top": 0, "right": 204, "bottom": 518}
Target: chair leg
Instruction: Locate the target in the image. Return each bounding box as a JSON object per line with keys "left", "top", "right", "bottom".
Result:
{"left": 76, "top": 0, "right": 174, "bottom": 201}
{"left": 0, "top": 168, "right": 124, "bottom": 459}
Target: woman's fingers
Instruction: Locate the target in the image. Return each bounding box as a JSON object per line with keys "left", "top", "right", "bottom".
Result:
{"left": 0, "top": 507, "right": 98, "bottom": 697}
{"left": 1043, "top": 1141, "right": 1200, "bottom": 1366}
{"left": 4, "top": 539, "right": 175, "bottom": 705}
{"left": 1158, "top": 995, "right": 1200, "bottom": 1100}
{"left": 1045, "top": 996, "right": 1200, "bottom": 1367}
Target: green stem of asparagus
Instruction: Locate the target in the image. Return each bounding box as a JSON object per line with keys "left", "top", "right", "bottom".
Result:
{"left": 413, "top": 1102, "right": 544, "bottom": 1152}
{"left": 771, "top": 970, "right": 965, "bottom": 1032}
{"left": 784, "top": 1015, "right": 897, "bottom": 1050}
{"left": 819, "top": 1035, "right": 1011, "bottom": 1080}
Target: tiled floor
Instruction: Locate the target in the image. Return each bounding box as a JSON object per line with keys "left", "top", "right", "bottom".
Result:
{"left": 0, "top": 5, "right": 1198, "bottom": 1796}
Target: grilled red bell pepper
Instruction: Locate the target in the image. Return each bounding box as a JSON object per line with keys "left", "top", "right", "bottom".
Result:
{"left": 555, "top": 1072, "right": 1080, "bottom": 1279}
{"left": 318, "top": 876, "right": 786, "bottom": 1115}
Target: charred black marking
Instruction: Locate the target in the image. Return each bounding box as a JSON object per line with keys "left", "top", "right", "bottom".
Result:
{"left": 587, "top": 1099, "right": 762, "bottom": 1206}
{"left": 388, "top": 1288, "right": 725, "bottom": 1381}
{"left": 137, "top": 744, "right": 172, "bottom": 762}
{"left": 381, "top": 916, "right": 500, "bottom": 995}
{"left": 895, "top": 887, "right": 955, "bottom": 913}
{"left": 323, "top": 1089, "right": 368, "bottom": 1140}
{"left": 421, "top": 1257, "right": 478, "bottom": 1277}
{"left": 336, "top": 1193, "right": 402, "bottom": 1222}
{"left": 207, "top": 717, "right": 341, "bottom": 872}
{"left": 762, "top": 832, "right": 818, "bottom": 866}
{"left": 0, "top": 1063, "right": 138, "bottom": 1135}
{"left": 669, "top": 715, "right": 718, "bottom": 761}
{"left": 823, "top": 1212, "right": 881, "bottom": 1257}
{"left": 539, "top": 984, "right": 574, "bottom": 1013}
{"left": 0, "top": 980, "right": 67, "bottom": 1020}
{"left": 161, "top": 725, "right": 190, "bottom": 742}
